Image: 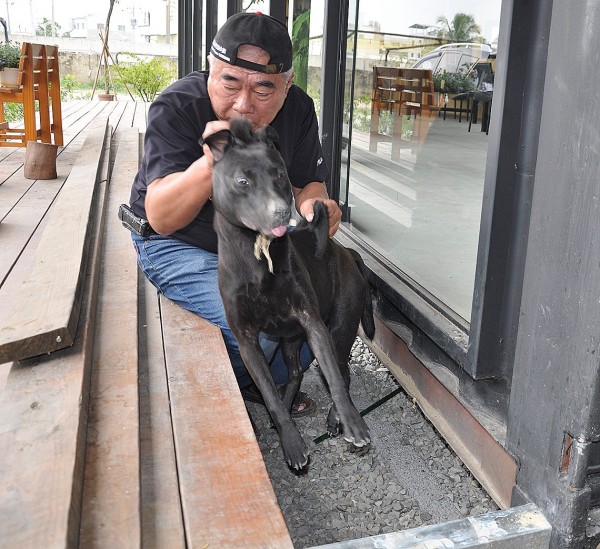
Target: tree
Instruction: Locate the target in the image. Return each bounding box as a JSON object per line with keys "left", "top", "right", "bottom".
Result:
{"left": 436, "top": 13, "right": 481, "bottom": 43}
{"left": 117, "top": 55, "right": 176, "bottom": 101}
{"left": 292, "top": 6, "right": 310, "bottom": 91}
{"left": 92, "top": 0, "right": 119, "bottom": 97}
{"left": 36, "top": 17, "right": 61, "bottom": 37}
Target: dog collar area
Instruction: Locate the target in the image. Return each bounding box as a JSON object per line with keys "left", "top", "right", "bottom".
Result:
{"left": 254, "top": 234, "right": 274, "bottom": 273}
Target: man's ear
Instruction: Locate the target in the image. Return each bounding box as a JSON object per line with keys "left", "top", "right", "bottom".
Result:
{"left": 200, "top": 129, "right": 234, "bottom": 162}
{"left": 285, "top": 73, "right": 295, "bottom": 94}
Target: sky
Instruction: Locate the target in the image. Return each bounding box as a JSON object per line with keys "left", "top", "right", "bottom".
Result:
{"left": 355, "top": 0, "right": 502, "bottom": 44}
{"left": 1, "top": 0, "right": 503, "bottom": 45}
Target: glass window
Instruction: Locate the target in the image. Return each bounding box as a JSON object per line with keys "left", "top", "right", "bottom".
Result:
{"left": 340, "top": 1, "right": 502, "bottom": 323}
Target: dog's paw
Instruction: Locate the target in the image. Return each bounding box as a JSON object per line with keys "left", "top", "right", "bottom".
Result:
{"left": 281, "top": 429, "right": 310, "bottom": 471}
{"left": 340, "top": 408, "right": 371, "bottom": 448}
{"left": 326, "top": 405, "right": 342, "bottom": 436}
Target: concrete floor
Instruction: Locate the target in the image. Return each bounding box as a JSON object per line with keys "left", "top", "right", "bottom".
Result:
{"left": 345, "top": 115, "right": 489, "bottom": 322}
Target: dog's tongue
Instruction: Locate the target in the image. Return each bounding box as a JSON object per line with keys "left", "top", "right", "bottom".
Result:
{"left": 271, "top": 225, "right": 288, "bottom": 237}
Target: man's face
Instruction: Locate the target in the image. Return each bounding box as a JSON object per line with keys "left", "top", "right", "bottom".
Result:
{"left": 207, "top": 48, "right": 293, "bottom": 130}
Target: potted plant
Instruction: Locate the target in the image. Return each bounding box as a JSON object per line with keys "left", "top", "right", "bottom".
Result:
{"left": 0, "top": 41, "right": 22, "bottom": 88}
{"left": 432, "top": 69, "right": 477, "bottom": 114}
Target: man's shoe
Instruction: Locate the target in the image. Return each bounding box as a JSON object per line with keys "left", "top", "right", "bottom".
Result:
{"left": 241, "top": 383, "right": 317, "bottom": 417}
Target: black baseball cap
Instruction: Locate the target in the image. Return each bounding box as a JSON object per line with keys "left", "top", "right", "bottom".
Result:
{"left": 210, "top": 12, "right": 293, "bottom": 74}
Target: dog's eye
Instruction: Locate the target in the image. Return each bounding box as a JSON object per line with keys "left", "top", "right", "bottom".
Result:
{"left": 237, "top": 178, "right": 250, "bottom": 186}
{"left": 277, "top": 171, "right": 286, "bottom": 181}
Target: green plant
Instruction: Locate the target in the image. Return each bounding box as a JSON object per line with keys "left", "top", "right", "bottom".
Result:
{"left": 436, "top": 13, "right": 482, "bottom": 42}
{"left": 292, "top": 9, "right": 310, "bottom": 91}
{"left": 351, "top": 95, "right": 414, "bottom": 139}
{"left": 60, "top": 75, "right": 80, "bottom": 100}
{"left": 0, "top": 41, "right": 22, "bottom": 70}
{"left": 432, "top": 69, "right": 477, "bottom": 94}
{"left": 116, "top": 55, "right": 176, "bottom": 101}
{"left": 3, "top": 102, "right": 23, "bottom": 122}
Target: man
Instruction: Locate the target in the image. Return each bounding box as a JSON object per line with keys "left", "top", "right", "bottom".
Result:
{"left": 128, "top": 12, "right": 342, "bottom": 416}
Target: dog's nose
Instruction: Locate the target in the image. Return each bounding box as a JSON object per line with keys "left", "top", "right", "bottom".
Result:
{"left": 274, "top": 206, "right": 291, "bottom": 223}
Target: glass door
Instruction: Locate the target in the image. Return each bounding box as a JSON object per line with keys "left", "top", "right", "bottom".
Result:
{"left": 342, "top": 1, "right": 501, "bottom": 322}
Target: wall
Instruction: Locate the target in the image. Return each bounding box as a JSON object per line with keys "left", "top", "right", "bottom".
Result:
{"left": 10, "top": 34, "right": 178, "bottom": 84}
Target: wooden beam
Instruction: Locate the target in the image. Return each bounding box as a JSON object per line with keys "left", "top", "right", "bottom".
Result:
{"left": 79, "top": 128, "right": 142, "bottom": 547}
{"left": 0, "top": 136, "right": 110, "bottom": 547}
{"left": 138, "top": 278, "right": 186, "bottom": 549}
{"left": 0, "top": 117, "right": 109, "bottom": 362}
{"left": 160, "top": 296, "right": 293, "bottom": 549}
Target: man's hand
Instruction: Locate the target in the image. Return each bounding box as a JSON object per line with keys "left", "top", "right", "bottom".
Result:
{"left": 201, "top": 120, "right": 231, "bottom": 170}
{"left": 294, "top": 182, "right": 342, "bottom": 238}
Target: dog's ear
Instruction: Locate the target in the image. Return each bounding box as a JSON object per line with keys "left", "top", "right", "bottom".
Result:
{"left": 257, "top": 125, "right": 280, "bottom": 150}
{"left": 200, "top": 129, "right": 234, "bottom": 162}
{"left": 263, "top": 125, "right": 279, "bottom": 143}
{"left": 229, "top": 118, "right": 255, "bottom": 144}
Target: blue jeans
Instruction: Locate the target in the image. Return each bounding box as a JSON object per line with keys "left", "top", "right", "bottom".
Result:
{"left": 131, "top": 233, "right": 313, "bottom": 389}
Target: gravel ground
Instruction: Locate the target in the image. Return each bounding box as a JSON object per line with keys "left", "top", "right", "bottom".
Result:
{"left": 245, "top": 337, "right": 499, "bottom": 548}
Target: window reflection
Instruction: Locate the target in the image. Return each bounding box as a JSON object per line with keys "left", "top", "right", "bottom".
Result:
{"left": 342, "top": 1, "right": 501, "bottom": 322}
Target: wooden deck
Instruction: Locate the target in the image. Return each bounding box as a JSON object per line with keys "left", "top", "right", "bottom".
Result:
{"left": 0, "top": 99, "right": 552, "bottom": 549}
{"left": 0, "top": 99, "right": 292, "bottom": 548}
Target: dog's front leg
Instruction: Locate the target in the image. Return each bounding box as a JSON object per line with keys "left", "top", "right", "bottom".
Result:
{"left": 237, "top": 335, "right": 309, "bottom": 470}
{"left": 304, "top": 323, "right": 370, "bottom": 448}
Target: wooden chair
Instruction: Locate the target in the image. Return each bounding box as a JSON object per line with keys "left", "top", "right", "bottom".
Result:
{"left": 44, "top": 45, "right": 63, "bottom": 146}
{"left": 0, "top": 42, "right": 63, "bottom": 147}
{"left": 370, "top": 66, "right": 436, "bottom": 160}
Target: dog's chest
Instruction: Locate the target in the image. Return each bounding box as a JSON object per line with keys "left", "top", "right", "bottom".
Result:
{"left": 227, "top": 277, "right": 307, "bottom": 336}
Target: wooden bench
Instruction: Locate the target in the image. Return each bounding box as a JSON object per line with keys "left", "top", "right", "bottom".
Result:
{"left": 0, "top": 42, "right": 63, "bottom": 147}
{"left": 0, "top": 121, "right": 292, "bottom": 548}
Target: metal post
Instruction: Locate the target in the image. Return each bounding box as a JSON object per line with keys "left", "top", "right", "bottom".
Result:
{"left": 507, "top": 0, "right": 600, "bottom": 546}
{"left": 319, "top": 0, "right": 349, "bottom": 203}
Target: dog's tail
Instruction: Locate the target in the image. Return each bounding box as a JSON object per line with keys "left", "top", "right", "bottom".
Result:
{"left": 349, "top": 248, "right": 375, "bottom": 340}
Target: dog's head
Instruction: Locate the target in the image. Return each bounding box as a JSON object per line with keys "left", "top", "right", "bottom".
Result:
{"left": 202, "top": 118, "right": 294, "bottom": 238}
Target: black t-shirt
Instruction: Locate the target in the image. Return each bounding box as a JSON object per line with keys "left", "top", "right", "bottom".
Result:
{"left": 129, "top": 70, "right": 329, "bottom": 253}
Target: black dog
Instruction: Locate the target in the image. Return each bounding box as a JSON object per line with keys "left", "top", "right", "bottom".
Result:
{"left": 203, "top": 118, "right": 375, "bottom": 470}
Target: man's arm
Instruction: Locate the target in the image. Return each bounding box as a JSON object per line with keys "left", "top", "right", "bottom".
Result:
{"left": 145, "top": 155, "right": 212, "bottom": 234}
{"left": 293, "top": 181, "right": 342, "bottom": 238}
{"left": 145, "top": 121, "right": 228, "bottom": 235}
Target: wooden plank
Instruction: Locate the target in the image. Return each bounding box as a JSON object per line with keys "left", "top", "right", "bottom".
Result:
{"left": 308, "top": 504, "right": 551, "bottom": 549}
{"left": 134, "top": 127, "right": 185, "bottom": 547}
{"left": 61, "top": 100, "right": 115, "bottom": 139}
{"left": 107, "top": 99, "right": 133, "bottom": 134}
{"left": 79, "top": 128, "right": 141, "bottom": 547}
{"left": 0, "top": 159, "right": 68, "bottom": 280}
{"left": 139, "top": 277, "right": 186, "bottom": 549}
{"left": 0, "top": 144, "right": 109, "bottom": 547}
{"left": 0, "top": 148, "right": 25, "bottom": 189}
{"left": 0, "top": 101, "right": 117, "bottom": 226}
{"left": 0, "top": 117, "right": 110, "bottom": 362}
{"left": 0, "top": 145, "right": 20, "bottom": 164}
{"left": 160, "top": 296, "right": 293, "bottom": 549}
{"left": 0, "top": 103, "right": 105, "bottom": 221}
{"left": 132, "top": 101, "right": 148, "bottom": 132}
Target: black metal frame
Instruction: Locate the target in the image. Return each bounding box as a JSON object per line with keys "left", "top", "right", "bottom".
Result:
{"left": 319, "top": 0, "right": 350, "bottom": 203}
{"left": 467, "top": 0, "right": 552, "bottom": 381}
{"left": 318, "top": 0, "right": 549, "bottom": 385}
